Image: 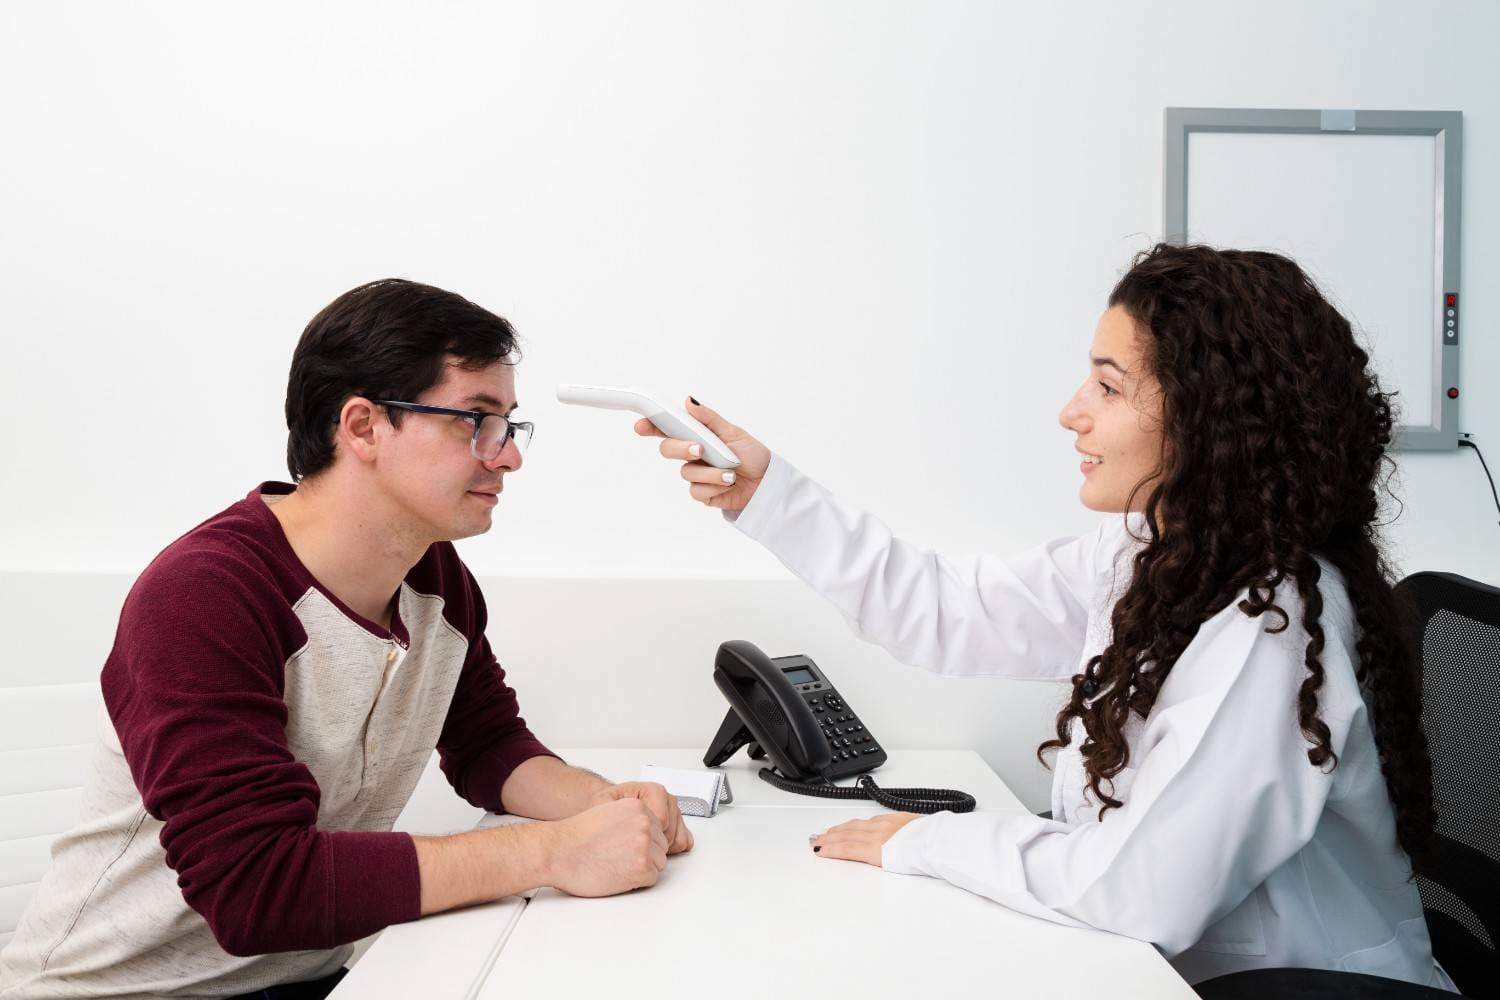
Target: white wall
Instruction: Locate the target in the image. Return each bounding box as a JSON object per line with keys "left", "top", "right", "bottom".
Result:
{"left": 2, "top": 2, "right": 1498, "bottom": 810}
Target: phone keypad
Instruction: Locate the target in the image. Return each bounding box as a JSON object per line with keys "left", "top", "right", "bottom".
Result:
{"left": 803, "top": 690, "right": 883, "bottom": 776}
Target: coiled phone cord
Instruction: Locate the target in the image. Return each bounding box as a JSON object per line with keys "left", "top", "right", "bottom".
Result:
{"left": 757, "top": 767, "right": 976, "bottom": 814}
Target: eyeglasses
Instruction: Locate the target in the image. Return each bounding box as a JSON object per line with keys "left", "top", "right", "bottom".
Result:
{"left": 372, "top": 400, "right": 534, "bottom": 462}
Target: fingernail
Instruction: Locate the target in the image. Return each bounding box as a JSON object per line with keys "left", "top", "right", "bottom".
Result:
{"left": 813, "top": 846, "right": 822, "bottom": 853}
{"left": 689, "top": 396, "right": 700, "bottom": 406}
{"left": 689, "top": 444, "right": 702, "bottom": 458}
{"left": 721, "top": 471, "right": 736, "bottom": 484}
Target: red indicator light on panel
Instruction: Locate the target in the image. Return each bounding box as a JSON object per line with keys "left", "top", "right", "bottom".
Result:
{"left": 1446, "top": 293, "right": 1457, "bottom": 306}
{"left": 1447, "top": 387, "right": 1460, "bottom": 399}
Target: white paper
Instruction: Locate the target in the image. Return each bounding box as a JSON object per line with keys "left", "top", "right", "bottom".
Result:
{"left": 639, "top": 765, "right": 732, "bottom": 817}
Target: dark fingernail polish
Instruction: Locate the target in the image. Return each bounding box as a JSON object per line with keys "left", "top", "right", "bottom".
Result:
{"left": 813, "top": 846, "right": 821, "bottom": 853}
{"left": 689, "top": 396, "right": 700, "bottom": 406}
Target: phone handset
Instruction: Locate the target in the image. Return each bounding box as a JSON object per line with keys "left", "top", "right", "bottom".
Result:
{"left": 703, "top": 641, "right": 976, "bottom": 815}
{"left": 704, "top": 639, "right": 830, "bottom": 781}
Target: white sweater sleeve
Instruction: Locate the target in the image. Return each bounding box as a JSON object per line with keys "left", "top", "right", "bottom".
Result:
{"left": 728, "top": 453, "right": 1116, "bottom": 681}
{"left": 879, "top": 593, "right": 1363, "bottom": 957}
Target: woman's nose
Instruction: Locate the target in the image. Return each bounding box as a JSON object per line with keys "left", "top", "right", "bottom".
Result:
{"left": 1059, "top": 390, "right": 1089, "bottom": 433}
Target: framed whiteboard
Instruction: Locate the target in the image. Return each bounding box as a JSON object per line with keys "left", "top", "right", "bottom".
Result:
{"left": 1164, "top": 108, "right": 1463, "bottom": 450}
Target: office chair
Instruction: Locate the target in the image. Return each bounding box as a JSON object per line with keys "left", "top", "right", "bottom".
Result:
{"left": 1196, "top": 571, "right": 1499, "bottom": 1000}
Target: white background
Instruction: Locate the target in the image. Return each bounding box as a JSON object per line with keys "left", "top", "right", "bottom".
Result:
{"left": 2, "top": 2, "right": 1497, "bottom": 807}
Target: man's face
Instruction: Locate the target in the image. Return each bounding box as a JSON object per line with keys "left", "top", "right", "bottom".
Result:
{"left": 373, "top": 358, "right": 522, "bottom": 542}
{"left": 1056, "top": 305, "right": 1165, "bottom": 513}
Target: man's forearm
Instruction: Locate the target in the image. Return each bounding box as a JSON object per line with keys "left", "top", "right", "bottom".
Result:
{"left": 412, "top": 758, "right": 608, "bottom": 914}
{"left": 499, "top": 754, "right": 611, "bottom": 820}
{"left": 412, "top": 823, "right": 552, "bottom": 916}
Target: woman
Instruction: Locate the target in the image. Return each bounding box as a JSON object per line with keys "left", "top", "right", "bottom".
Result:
{"left": 635, "top": 243, "right": 1453, "bottom": 990}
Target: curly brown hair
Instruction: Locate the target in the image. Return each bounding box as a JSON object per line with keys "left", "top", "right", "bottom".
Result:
{"left": 1037, "top": 243, "right": 1436, "bottom": 865}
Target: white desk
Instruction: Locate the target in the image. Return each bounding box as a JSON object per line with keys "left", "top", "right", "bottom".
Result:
{"left": 337, "top": 749, "right": 1195, "bottom": 999}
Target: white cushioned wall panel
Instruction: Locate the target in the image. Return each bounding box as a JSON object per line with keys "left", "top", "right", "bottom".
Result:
{"left": 0, "top": 834, "right": 58, "bottom": 894}
{"left": 0, "top": 745, "right": 94, "bottom": 797}
{"left": 0, "top": 683, "right": 104, "bottom": 940}
{"left": 1, "top": 882, "right": 42, "bottom": 941}
{"left": 0, "top": 684, "right": 103, "bottom": 752}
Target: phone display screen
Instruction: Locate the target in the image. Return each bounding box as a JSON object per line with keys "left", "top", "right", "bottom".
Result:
{"left": 782, "top": 666, "right": 817, "bottom": 685}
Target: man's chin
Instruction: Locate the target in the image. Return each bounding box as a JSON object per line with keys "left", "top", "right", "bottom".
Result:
{"left": 445, "top": 490, "right": 500, "bottom": 538}
{"left": 449, "top": 513, "right": 494, "bottom": 541}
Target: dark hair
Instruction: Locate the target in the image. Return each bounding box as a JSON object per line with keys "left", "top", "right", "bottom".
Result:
{"left": 284, "top": 278, "right": 520, "bottom": 480}
{"left": 1038, "top": 243, "right": 1435, "bottom": 865}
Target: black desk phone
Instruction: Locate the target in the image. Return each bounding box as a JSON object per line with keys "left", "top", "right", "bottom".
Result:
{"left": 702, "top": 640, "right": 976, "bottom": 815}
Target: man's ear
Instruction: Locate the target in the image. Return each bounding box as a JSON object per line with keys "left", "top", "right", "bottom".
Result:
{"left": 337, "top": 397, "right": 383, "bottom": 466}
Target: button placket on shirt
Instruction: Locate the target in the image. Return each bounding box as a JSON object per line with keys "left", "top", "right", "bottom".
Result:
{"left": 369, "top": 642, "right": 405, "bottom": 754}
{"left": 356, "top": 639, "right": 407, "bottom": 793}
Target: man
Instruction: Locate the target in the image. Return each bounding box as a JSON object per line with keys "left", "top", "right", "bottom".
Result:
{"left": 0, "top": 279, "right": 692, "bottom": 1000}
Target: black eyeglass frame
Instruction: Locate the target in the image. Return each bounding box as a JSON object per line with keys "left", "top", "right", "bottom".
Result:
{"left": 371, "top": 399, "right": 533, "bottom": 460}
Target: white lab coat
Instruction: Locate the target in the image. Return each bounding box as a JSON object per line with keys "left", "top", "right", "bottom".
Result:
{"left": 728, "top": 453, "right": 1456, "bottom": 991}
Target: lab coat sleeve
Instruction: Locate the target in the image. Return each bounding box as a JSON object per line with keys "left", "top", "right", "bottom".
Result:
{"left": 727, "top": 452, "right": 1115, "bottom": 680}
{"left": 880, "top": 594, "right": 1362, "bottom": 957}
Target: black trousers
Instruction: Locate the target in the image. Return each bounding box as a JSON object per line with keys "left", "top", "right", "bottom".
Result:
{"left": 1193, "top": 968, "right": 1458, "bottom": 998}
{"left": 227, "top": 967, "right": 347, "bottom": 1000}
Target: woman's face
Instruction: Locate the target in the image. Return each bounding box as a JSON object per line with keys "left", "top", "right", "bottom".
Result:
{"left": 1057, "top": 305, "right": 1165, "bottom": 513}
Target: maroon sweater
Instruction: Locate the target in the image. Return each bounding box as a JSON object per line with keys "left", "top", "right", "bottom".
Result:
{"left": 74, "top": 483, "right": 555, "bottom": 962}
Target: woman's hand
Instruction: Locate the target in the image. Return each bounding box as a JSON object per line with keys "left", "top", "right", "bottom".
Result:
{"left": 810, "top": 813, "right": 921, "bottom": 867}
{"left": 633, "top": 398, "right": 771, "bottom": 514}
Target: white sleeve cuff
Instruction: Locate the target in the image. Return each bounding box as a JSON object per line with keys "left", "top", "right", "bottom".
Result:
{"left": 721, "top": 452, "right": 796, "bottom": 538}
{"left": 880, "top": 812, "right": 939, "bottom": 876}
{"left": 880, "top": 809, "right": 1092, "bottom": 928}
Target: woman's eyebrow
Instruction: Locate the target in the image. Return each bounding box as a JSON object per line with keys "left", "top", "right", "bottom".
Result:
{"left": 1091, "top": 356, "right": 1127, "bottom": 375}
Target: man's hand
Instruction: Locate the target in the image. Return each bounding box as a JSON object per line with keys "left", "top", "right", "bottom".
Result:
{"left": 541, "top": 798, "right": 670, "bottom": 897}
{"left": 591, "top": 781, "right": 694, "bottom": 854}
{"left": 414, "top": 791, "right": 683, "bottom": 914}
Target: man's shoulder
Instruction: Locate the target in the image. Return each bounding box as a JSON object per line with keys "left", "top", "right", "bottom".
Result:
{"left": 127, "top": 484, "right": 308, "bottom": 621}
{"left": 104, "top": 486, "right": 313, "bottom": 696}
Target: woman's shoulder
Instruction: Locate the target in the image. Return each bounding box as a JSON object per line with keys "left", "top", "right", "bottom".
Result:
{"left": 1243, "top": 555, "right": 1358, "bottom": 648}
{"left": 1215, "top": 555, "right": 1364, "bottom": 704}
{"left": 1135, "top": 557, "right": 1368, "bottom": 752}
{"left": 1090, "top": 520, "right": 1363, "bottom": 686}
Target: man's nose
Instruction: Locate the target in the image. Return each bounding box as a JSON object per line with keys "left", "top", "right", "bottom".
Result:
{"left": 484, "top": 436, "right": 523, "bottom": 473}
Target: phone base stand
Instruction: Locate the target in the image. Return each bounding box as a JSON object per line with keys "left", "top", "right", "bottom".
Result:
{"left": 703, "top": 708, "right": 757, "bottom": 769}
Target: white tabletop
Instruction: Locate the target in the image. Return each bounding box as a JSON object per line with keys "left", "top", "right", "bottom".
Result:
{"left": 337, "top": 749, "right": 1195, "bottom": 999}
{"left": 566, "top": 745, "right": 1032, "bottom": 811}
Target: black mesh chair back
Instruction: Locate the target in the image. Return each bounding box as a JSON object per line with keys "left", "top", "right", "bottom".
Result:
{"left": 1399, "top": 571, "right": 1500, "bottom": 999}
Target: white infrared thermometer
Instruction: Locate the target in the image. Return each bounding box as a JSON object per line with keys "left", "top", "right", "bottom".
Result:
{"left": 556, "top": 384, "right": 742, "bottom": 469}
